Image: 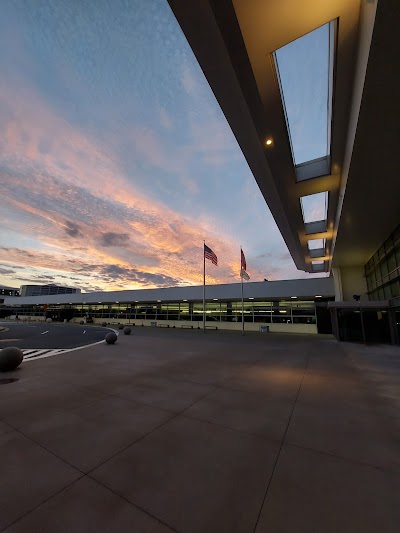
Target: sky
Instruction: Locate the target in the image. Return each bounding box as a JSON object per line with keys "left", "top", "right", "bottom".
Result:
{"left": 0, "top": 0, "right": 328, "bottom": 293}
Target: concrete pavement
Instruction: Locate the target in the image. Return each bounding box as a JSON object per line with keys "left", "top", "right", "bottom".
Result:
{"left": 0, "top": 328, "right": 399, "bottom": 532}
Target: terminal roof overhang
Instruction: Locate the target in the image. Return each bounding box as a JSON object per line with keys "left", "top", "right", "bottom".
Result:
{"left": 167, "top": 0, "right": 397, "bottom": 273}
{"left": 3, "top": 278, "right": 334, "bottom": 306}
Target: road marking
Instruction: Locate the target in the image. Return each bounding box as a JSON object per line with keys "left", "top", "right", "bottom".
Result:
{"left": 21, "top": 328, "right": 119, "bottom": 362}
{"left": 83, "top": 330, "right": 86, "bottom": 334}
{"left": 21, "top": 349, "right": 37, "bottom": 355}
{"left": 41, "top": 331, "right": 49, "bottom": 335}
{"left": 22, "top": 349, "right": 61, "bottom": 359}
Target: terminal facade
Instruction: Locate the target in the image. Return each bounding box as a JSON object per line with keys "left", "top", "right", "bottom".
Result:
{"left": 1, "top": 278, "right": 334, "bottom": 335}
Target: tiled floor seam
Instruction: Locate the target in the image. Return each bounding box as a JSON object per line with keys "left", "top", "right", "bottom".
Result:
{"left": 180, "top": 412, "right": 283, "bottom": 445}
{"left": 251, "top": 351, "right": 311, "bottom": 533}
{"left": 85, "top": 476, "right": 180, "bottom": 533}
{"left": 85, "top": 385, "right": 223, "bottom": 477}
{"left": 3, "top": 398, "right": 184, "bottom": 530}
{"left": 0, "top": 475, "right": 85, "bottom": 533}
{"left": 84, "top": 374, "right": 240, "bottom": 477}
{"left": 285, "top": 440, "right": 400, "bottom": 476}
{"left": 9, "top": 425, "right": 88, "bottom": 475}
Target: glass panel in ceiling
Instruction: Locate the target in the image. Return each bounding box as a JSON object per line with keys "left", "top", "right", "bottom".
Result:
{"left": 301, "top": 192, "right": 328, "bottom": 224}
{"left": 308, "top": 238, "right": 326, "bottom": 250}
{"left": 274, "top": 21, "right": 334, "bottom": 166}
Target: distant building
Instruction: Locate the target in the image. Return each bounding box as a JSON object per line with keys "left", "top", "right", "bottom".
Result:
{"left": 19, "top": 284, "right": 81, "bottom": 297}
{"left": 0, "top": 285, "right": 20, "bottom": 297}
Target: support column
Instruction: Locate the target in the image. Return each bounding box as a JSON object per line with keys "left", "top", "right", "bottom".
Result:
{"left": 333, "top": 266, "right": 368, "bottom": 301}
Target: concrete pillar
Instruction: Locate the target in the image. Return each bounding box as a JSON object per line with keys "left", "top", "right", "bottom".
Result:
{"left": 332, "top": 268, "right": 343, "bottom": 301}
{"left": 333, "top": 266, "right": 368, "bottom": 301}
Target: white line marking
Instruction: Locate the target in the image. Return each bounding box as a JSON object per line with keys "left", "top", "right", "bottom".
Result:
{"left": 41, "top": 331, "right": 49, "bottom": 335}
{"left": 83, "top": 330, "right": 86, "bottom": 334}
{"left": 23, "top": 349, "right": 50, "bottom": 358}
{"left": 22, "top": 348, "right": 69, "bottom": 360}
{"left": 22, "top": 328, "right": 119, "bottom": 362}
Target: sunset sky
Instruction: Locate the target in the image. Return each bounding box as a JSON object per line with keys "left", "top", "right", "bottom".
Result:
{"left": 0, "top": 0, "right": 327, "bottom": 293}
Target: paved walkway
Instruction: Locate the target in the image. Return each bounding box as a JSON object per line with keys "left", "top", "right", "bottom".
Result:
{"left": 0, "top": 329, "right": 399, "bottom": 532}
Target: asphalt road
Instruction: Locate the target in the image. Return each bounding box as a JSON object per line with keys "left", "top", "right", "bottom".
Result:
{"left": 0, "top": 323, "right": 111, "bottom": 350}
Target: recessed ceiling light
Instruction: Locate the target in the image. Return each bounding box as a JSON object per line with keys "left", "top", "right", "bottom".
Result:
{"left": 183, "top": 299, "right": 187, "bottom": 302}
{"left": 213, "top": 298, "right": 218, "bottom": 301}
{"left": 115, "top": 301, "right": 119, "bottom": 304}
{"left": 265, "top": 138, "right": 273, "bottom": 146}
{"left": 157, "top": 300, "right": 161, "bottom": 302}
{"left": 290, "top": 296, "right": 297, "bottom": 299}
{"left": 315, "top": 295, "right": 322, "bottom": 298}
{"left": 135, "top": 300, "right": 139, "bottom": 302}
{"left": 248, "top": 297, "right": 254, "bottom": 300}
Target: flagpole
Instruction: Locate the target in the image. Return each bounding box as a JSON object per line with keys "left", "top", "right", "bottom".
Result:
{"left": 203, "top": 240, "right": 206, "bottom": 332}
{"left": 241, "top": 246, "right": 244, "bottom": 336}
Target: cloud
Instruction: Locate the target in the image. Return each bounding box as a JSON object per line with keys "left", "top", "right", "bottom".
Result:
{"left": 0, "top": 2, "right": 319, "bottom": 293}
{"left": 64, "top": 220, "right": 82, "bottom": 238}
{"left": 0, "top": 267, "right": 16, "bottom": 275}
{"left": 0, "top": 246, "right": 184, "bottom": 291}
{"left": 99, "top": 232, "right": 130, "bottom": 248}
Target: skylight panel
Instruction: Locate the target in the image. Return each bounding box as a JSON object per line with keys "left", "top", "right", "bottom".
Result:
{"left": 274, "top": 21, "right": 334, "bottom": 167}
{"left": 308, "top": 238, "right": 326, "bottom": 250}
{"left": 300, "top": 192, "right": 328, "bottom": 224}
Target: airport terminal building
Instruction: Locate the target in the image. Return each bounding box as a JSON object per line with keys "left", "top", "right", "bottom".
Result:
{"left": 1, "top": 278, "right": 334, "bottom": 335}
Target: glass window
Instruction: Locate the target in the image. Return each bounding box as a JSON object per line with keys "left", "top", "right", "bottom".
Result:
{"left": 179, "top": 303, "right": 191, "bottom": 321}
{"left": 387, "top": 251, "right": 397, "bottom": 273}
{"left": 293, "top": 316, "right": 315, "bottom": 324}
{"left": 157, "top": 304, "right": 168, "bottom": 320}
{"left": 384, "top": 284, "right": 392, "bottom": 300}
{"left": 272, "top": 301, "right": 291, "bottom": 314}
{"left": 205, "top": 302, "right": 221, "bottom": 322}
{"left": 192, "top": 303, "right": 204, "bottom": 321}
{"left": 292, "top": 301, "right": 315, "bottom": 315}
{"left": 252, "top": 301, "right": 272, "bottom": 321}
{"left": 301, "top": 192, "right": 328, "bottom": 223}
{"left": 168, "top": 303, "right": 180, "bottom": 321}
{"left": 381, "top": 260, "right": 389, "bottom": 280}
{"left": 390, "top": 279, "right": 400, "bottom": 298}
{"left": 145, "top": 304, "right": 157, "bottom": 320}
{"left": 273, "top": 21, "right": 334, "bottom": 166}
{"left": 308, "top": 238, "right": 326, "bottom": 250}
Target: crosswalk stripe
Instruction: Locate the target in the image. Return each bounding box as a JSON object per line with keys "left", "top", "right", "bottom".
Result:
{"left": 21, "top": 336, "right": 110, "bottom": 362}
{"left": 23, "top": 349, "right": 52, "bottom": 359}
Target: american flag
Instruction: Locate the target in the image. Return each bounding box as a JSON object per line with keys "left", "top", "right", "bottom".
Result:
{"left": 240, "top": 248, "right": 250, "bottom": 280}
{"left": 204, "top": 244, "right": 218, "bottom": 266}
